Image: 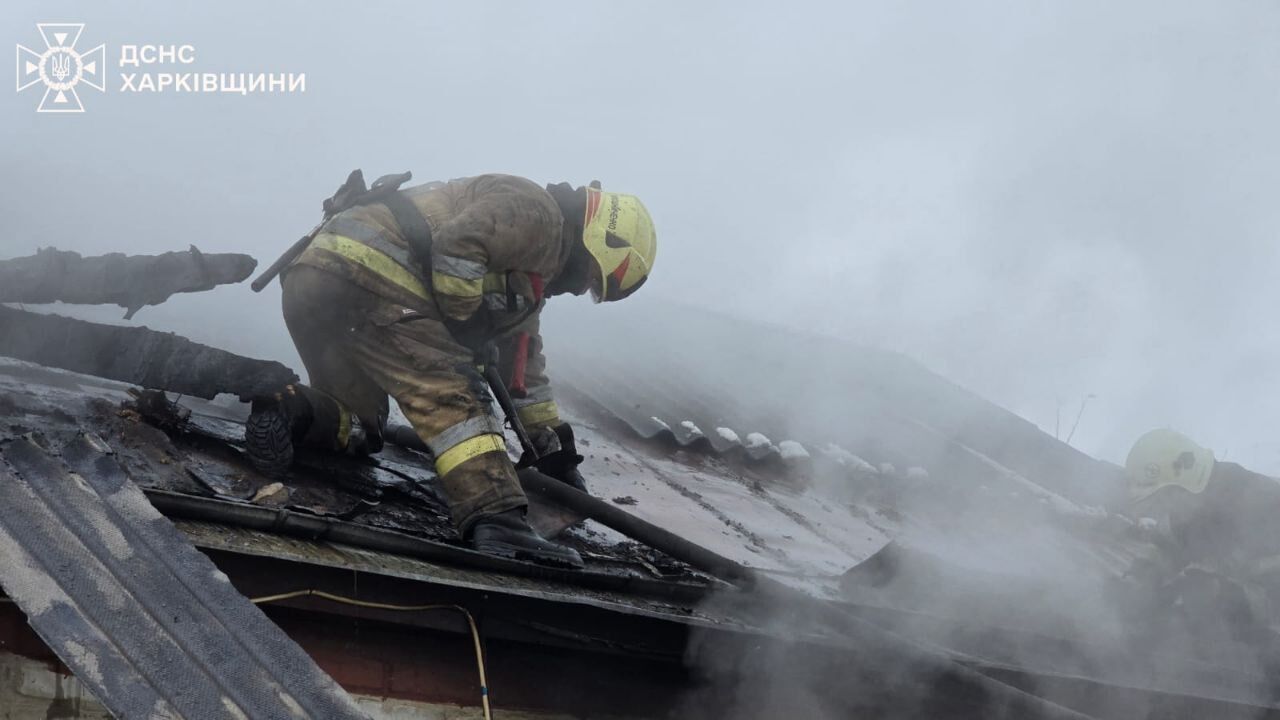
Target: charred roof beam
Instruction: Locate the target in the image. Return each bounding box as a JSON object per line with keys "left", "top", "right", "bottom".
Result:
{"left": 0, "top": 306, "right": 297, "bottom": 399}
{"left": 0, "top": 246, "right": 256, "bottom": 319}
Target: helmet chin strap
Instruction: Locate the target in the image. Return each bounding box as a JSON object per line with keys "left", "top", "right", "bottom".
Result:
{"left": 549, "top": 241, "right": 594, "bottom": 297}
{"left": 545, "top": 182, "right": 593, "bottom": 296}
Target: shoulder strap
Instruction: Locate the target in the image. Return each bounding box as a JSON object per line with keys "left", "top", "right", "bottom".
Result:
{"left": 380, "top": 191, "right": 434, "bottom": 271}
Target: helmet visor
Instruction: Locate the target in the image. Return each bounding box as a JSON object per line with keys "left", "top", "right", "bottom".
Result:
{"left": 588, "top": 251, "right": 650, "bottom": 303}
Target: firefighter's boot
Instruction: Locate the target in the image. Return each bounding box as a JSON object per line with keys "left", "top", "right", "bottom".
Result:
{"left": 467, "top": 508, "right": 584, "bottom": 569}
{"left": 245, "top": 384, "right": 370, "bottom": 477}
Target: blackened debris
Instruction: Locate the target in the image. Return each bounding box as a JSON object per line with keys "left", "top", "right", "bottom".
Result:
{"left": 0, "top": 306, "right": 297, "bottom": 399}
{"left": 0, "top": 246, "right": 257, "bottom": 319}
{"left": 126, "top": 388, "right": 192, "bottom": 432}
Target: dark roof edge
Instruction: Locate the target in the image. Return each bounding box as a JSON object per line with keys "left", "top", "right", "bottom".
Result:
{"left": 145, "top": 489, "right": 714, "bottom": 606}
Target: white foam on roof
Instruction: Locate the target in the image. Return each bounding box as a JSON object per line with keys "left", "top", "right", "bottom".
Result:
{"left": 821, "top": 443, "right": 876, "bottom": 472}
{"left": 716, "top": 427, "right": 741, "bottom": 444}
{"left": 778, "top": 440, "right": 810, "bottom": 460}
{"left": 745, "top": 432, "right": 773, "bottom": 449}
{"left": 679, "top": 420, "right": 704, "bottom": 437}
{"left": 649, "top": 416, "right": 671, "bottom": 432}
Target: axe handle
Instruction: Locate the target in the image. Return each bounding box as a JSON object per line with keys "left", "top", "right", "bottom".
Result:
{"left": 518, "top": 467, "right": 758, "bottom": 587}
{"left": 251, "top": 176, "right": 408, "bottom": 293}
{"left": 483, "top": 361, "right": 538, "bottom": 461}
{"left": 251, "top": 223, "right": 323, "bottom": 292}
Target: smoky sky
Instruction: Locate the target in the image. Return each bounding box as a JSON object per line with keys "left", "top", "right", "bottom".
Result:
{"left": 4, "top": 1, "right": 1280, "bottom": 473}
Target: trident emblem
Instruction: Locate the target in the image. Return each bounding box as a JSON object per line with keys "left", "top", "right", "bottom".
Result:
{"left": 50, "top": 52, "right": 70, "bottom": 81}
{"left": 16, "top": 23, "right": 106, "bottom": 113}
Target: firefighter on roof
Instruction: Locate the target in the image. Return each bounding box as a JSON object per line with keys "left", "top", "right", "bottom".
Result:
{"left": 247, "top": 174, "right": 657, "bottom": 569}
{"left": 1124, "top": 429, "right": 1280, "bottom": 642}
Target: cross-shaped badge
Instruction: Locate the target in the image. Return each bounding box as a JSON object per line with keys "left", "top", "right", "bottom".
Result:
{"left": 16, "top": 23, "right": 106, "bottom": 113}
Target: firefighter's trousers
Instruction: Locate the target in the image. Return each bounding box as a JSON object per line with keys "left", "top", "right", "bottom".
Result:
{"left": 280, "top": 264, "right": 526, "bottom": 532}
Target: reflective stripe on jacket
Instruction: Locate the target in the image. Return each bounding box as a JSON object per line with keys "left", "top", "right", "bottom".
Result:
{"left": 290, "top": 173, "right": 567, "bottom": 425}
{"left": 295, "top": 174, "right": 569, "bottom": 330}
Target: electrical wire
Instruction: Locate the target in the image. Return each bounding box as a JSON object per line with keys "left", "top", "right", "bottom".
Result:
{"left": 251, "top": 589, "right": 492, "bottom": 720}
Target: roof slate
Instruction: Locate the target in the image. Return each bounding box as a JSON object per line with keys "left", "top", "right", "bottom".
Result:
{"left": 0, "top": 434, "right": 368, "bottom": 720}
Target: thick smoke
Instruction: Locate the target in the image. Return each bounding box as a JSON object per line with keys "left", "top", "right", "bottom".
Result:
{"left": 5, "top": 1, "right": 1279, "bottom": 717}
{"left": 6, "top": 1, "right": 1280, "bottom": 473}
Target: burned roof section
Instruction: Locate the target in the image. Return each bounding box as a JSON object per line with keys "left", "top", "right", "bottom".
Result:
{"left": 0, "top": 305, "right": 297, "bottom": 400}
{"left": 0, "top": 246, "right": 293, "bottom": 399}
{"left": 5, "top": 356, "right": 1279, "bottom": 718}
{"left": 0, "top": 246, "right": 257, "bottom": 319}
{"left": 2, "top": 247, "right": 1278, "bottom": 718}
{"left": 0, "top": 357, "right": 710, "bottom": 593}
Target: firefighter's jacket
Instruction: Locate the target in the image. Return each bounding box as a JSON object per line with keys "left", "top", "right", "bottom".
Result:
{"left": 293, "top": 173, "right": 571, "bottom": 429}
{"left": 1139, "top": 461, "right": 1280, "bottom": 620}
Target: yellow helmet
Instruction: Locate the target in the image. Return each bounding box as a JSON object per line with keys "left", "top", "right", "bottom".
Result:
{"left": 582, "top": 186, "right": 656, "bottom": 302}
{"left": 1124, "top": 429, "right": 1215, "bottom": 503}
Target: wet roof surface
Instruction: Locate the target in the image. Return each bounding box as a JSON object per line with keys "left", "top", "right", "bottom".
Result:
{"left": 2, "top": 347, "right": 1277, "bottom": 712}
{"left": 0, "top": 352, "right": 1112, "bottom": 604}
{"left": 0, "top": 350, "right": 1134, "bottom": 592}
{"left": 0, "top": 355, "right": 889, "bottom": 582}
{"left": 0, "top": 351, "right": 1146, "bottom": 636}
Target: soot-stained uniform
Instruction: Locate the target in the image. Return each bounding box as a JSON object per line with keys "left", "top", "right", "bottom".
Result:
{"left": 282, "top": 174, "right": 572, "bottom": 530}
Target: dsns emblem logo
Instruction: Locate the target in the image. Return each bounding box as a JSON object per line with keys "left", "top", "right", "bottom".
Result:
{"left": 16, "top": 24, "right": 106, "bottom": 113}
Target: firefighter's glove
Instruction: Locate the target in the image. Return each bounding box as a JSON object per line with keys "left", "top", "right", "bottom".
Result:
{"left": 523, "top": 423, "right": 588, "bottom": 494}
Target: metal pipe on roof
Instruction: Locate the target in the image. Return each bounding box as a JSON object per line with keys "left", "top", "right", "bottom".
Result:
{"left": 519, "top": 468, "right": 757, "bottom": 588}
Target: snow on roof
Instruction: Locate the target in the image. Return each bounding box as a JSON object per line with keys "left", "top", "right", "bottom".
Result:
{"left": 821, "top": 443, "right": 877, "bottom": 473}
{"left": 679, "top": 420, "right": 704, "bottom": 437}
{"left": 777, "top": 440, "right": 810, "bottom": 460}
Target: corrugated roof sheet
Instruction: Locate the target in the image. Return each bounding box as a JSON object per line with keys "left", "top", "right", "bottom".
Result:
{"left": 0, "top": 434, "right": 367, "bottom": 720}
{"left": 545, "top": 298, "right": 1123, "bottom": 509}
